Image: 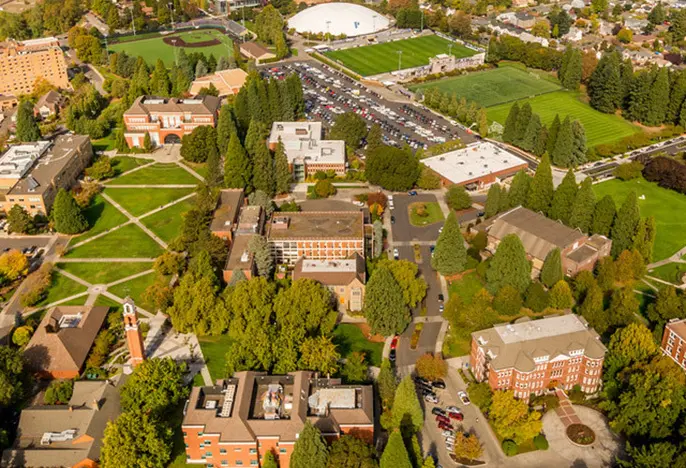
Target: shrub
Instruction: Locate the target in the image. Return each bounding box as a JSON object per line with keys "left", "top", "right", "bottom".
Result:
{"left": 502, "top": 439, "right": 518, "bottom": 456}
{"left": 44, "top": 379, "right": 74, "bottom": 405}
{"left": 533, "top": 434, "right": 549, "bottom": 450}
{"left": 313, "top": 179, "right": 336, "bottom": 198}
{"left": 613, "top": 161, "right": 644, "bottom": 181}
{"left": 20, "top": 263, "right": 52, "bottom": 307}
{"left": 12, "top": 325, "right": 33, "bottom": 347}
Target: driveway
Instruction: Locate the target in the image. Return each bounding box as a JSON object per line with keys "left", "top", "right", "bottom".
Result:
{"left": 397, "top": 245, "right": 442, "bottom": 317}
{"left": 390, "top": 193, "right": 444, "bottom": 243}
{"left": 396, "top": 321, "right": 442, "bottom": 369}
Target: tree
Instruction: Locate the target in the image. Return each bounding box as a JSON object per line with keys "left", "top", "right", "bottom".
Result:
{"left": 502, "top": 102, "right": 520, "bottom": 144}
{"left": 551, "top": 117, "right": 574, "bottom": 167}
{"left": 611, "top": 191, "right": 640, "bottom": 257}
{"left": 291, "top": 421, "right": 328, "bottom": 468}
{"left": 592, "top": 195, "right": 616, "bottom": 236}
{"left": 0, "top": 249, "right": 29, "bottom": 281}
{"left": 52, "top": 188, "right": 88, "bottom": 234}
{"left": 120, "top": 358, "right": 188, "bottom": 418}
{"left": 0, "top": 345, "right": 24, "bottom": 406}
{"left": 493, "top": 285, "right": 523, "bottom": 316}
{"left": 86, "top": 157, "right": 115, "bottom": 180}
{"left": 467, "top": 381, "right": 493, "bottom": 411}
{"left": 568, "top": 178, "right": 596, "bottom": 233}
{"left": 489, "top": 390, "right": 543, "bottom": 444}
{"left": 15, "top": 100, "right": 41, "bottom": 142}
{"left": 589, "top": 51, "right": 622, "bottom": 113}
{"left": 11, "top": 325, "right": 32, "bottom": 347}
{"left": 44, "top": 379, "right": 73, "bottom": 404}
{"left": 617, "top": 27, "right": 633, "bottom": 43}
{"left": 367, "top": 123, "right": 383, "bottom": 153}
{"left": 380, "top": 430, "right": 412, "bottom": 468}
{"left": 217, "top": 104, "right": 237, "bottom": 153}
{"left": 331, "top": 112, "right": 367, "bottom": 149}
{"left": 248, "top": 235, "right": 273, "bottom": 277}
{"left": 364, "top": 266, "right": 410, "bottom": 336}
{"left": 452, "top": 433, "right": 483, "bottom": 461}
{"left": 486, "top": 234, "right": 531, "bottom": 294}
{"left": 548, "top": 280, "right": 574, "bottom": 309}
{"left": 596, "top": 256, "right": 616, "bottom": 291}
{"left": 392, "top": 375, "right": 424, "bottom": 432}
{"left": 274, "top": 140, "right": 291, "bottom": 195}
{"left": 645, "top": 67, "right": 670, "bottom": 126}
{"left": 547, "top": 114, "right": 561, "bottom": 156}
{"left": 378, "top": 259, "right": 427, "bottom": 308}
{"left": 431, "top": 212, "right": 467, "bottom": 276}
{"left": 608, "top": 286, "right": 639, "bottom": 327}
{"left": 342, "top": 351, "right": 368, "bottom": 384}
{"left": 101, "top": 412, "right": 172, "bottom": 468}
{"left": 299, "top": 336, "right": 340, "bottom": 375}
{"left": 484, "top": 183, "right": 501, "bottom": 218}
{"left": 526, "top": 154, "right": 553, "bottom": 215}
{"left": 513, "top": 103, "right": 532, "bottom": 144}
{"left": 580, "top": 283, "right": 608, "bottom": 333}
{"left": 649, "top": 2, "right": 666, "bottom": 24}
{"left": 532, "top": 20, "right": 551, "bottom": 38}
{"left": 252, "top": 141, "right": 275, "bottom": 196}
{"left": 314, "top": 179, "right": 336, "bottom": 198}
{"left": 415, "top": 354, "right": 447, "bottom": 381}
{"left": 180, "top": 126, "right": 218, "bottom": 163}
{"left": 633, "top": 216, "right": 656, "bottom": 264}
{"left": 445, "top": 185, "right": 472, "bottom": 211}
{"left": 520, "top": 114, "right": 542, "bottom": 152}
{"left": 150, "top": 59, "right": 170, "bottom": 97}
{"left": 378, "top": 359, "right": 397, "bottom": 410}
{"left": 540, "top": 248, "right": 563, "bottom": 288}
{"left": 550, "top": 170, "right": 577, "bottom": 224}
{"left": 262, "top": 452, "right": 278, "bottom": 468}
{"left": 224, "top": 132, "right": 251, "bottom": 189}
{"left": 561, "top": 49, "right": 582, "bottom": 90}
{"left": 328, "top": 435, "right": 378, "bottom": 468}
{"left": 366, "top": 145, "right": 420, "bottom": 191}
{"left": 508, "top": 171, "right": 531, "bottom": 208}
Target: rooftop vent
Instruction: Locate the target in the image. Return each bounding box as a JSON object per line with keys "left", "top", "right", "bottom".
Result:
{"left": 240, "top": 251, "right": 250, "bottom": 263}
{"left": 41, "top": 430, "right": 76, "bottom": 446}
{"left": 58, "top": 312, "right": 83, "bottom": 329}
{"left": 220, "top": 384, "right": 236, "bottom": 417}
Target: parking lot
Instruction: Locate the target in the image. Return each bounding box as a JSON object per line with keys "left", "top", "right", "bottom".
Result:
{"left": 1, "top": 236, "right": 52, "bottom": 254}
{"left": 261, "top": 61, "right": 476, "bottom": 150}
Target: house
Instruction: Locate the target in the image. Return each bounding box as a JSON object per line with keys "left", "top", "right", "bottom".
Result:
{"left": 239, "top": 42, "right": 277, "bottom": 64}
{"left": 661, "top": 318, "right": 686, "bottom": 371}
{"left": 0, "top": 135, "right": 94, "bottom": 216}
{"left": 485, "top": 206, "right": 612, "bottom": 275}
{"left": 624, "top": 17, "right": 649, "bottom": 33}
{"left": 1, "top": 375, "right": 126, "bottom": 468}
{"left": 0, "top": 94, "right": 17, "bottom": 112}
{"left": 189, "top": 68, "right": 248, "bottom": 97}
{"left": 123, "top": 95, "right": 221, "bottom": 147}
{"left": 511, "top": 0, "right": 530, "bottom": 7}
{"left": 268, "top": 122, "right": 346, "bottom": 180}
{"left": 514, "top": 12, "right": 536, "bottom": 30}
{"left": 0, "top": 37, "right": 69, "bottom": 97}
{"left": 267, "top": 211, "right": 365, "bottom": 265}
{"left": 421, "top": 142, "right": 528, "bottom": 189}
{"left": 222, "top": 205, "right": 264, "bottom": 283}
{"left": 33, "top": 90, "right": 65, "bottom": 119}
{"left": 470, "top": 313, "right": 607, "bottom": 399}
{"left": 293, "top": 254, "right": 366, "bottom": 312}
{"left": 210, "top": 189, "right": 245, "bottom": 242}
{"left": 23, "top": 305, "right": 110, "bottom": 379}
{"left": 563, "top": 26, "right": 584, "bottom": 42}
{"left": 182, "top": 371, "right": 374, "bottom": 467}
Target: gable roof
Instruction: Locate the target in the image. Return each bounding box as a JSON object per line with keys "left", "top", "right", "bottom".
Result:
{"left": 292, "top": 253, "right": 366, "bottom": 286}
{"left": 240, "top": 42, "right": 274, "bottom": 59}
{"left": 124, "top": 95, "right": 221, "bottom": 116}
{"left": 34, "top": 90, "right": 63, "bottom": 110}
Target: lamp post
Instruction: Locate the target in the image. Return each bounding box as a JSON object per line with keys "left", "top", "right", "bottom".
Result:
{"left": 397, "top": 50, "right": 402, "bottom": 71}
{"left": 448, "top": 43, "right": 453, "bottom": 57}
{"left": 130, "top": 8, "right": 136, "bottom": 36}
{"left": 326, "top": 20, "right": 331, "bottom": 43}
{"left": 168, "top": 2, "right": 175, "bottom": 30}
{"left": 421, "top": 10, "right": 424, "bottom": 31}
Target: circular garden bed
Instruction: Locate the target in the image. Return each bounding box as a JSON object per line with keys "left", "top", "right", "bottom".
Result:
{"left": 566, "top": 423, "right": 596, "bottom": 446}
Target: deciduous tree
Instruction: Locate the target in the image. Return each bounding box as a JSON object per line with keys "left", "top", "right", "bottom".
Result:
{"left": 0, "top": 250, "right": 28, "bottom": 281}
{"left": 540, "top": 248, "right": 563, "bottom": 288}
{"left": 415, "top": 354, "right": 447, "bottom": 381}
{"left": 445, "top": 185, "right": 472, "bottom": 211}
{"left": 120, "top": 358, "right": 188, "bottom": 418}
{"left": 493, "top": 285, "right": 523, "bottom": 316}
{"left": 101, "top": 412, "right": 172, "bottom": 468}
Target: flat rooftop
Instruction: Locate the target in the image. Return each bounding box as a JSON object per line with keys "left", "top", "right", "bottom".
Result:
{"left": 494, "top": 314, "right": 589, "bottom": 345}
{"left": 269, "top": 122, "right": 345, "bottom": 165}
{"left": 0, "top": 141, "right": 51, "bottom": 181}
{"left": 301, "top": 258, "right": 358, "bottom": 273}
{"left": 422, "top": 142, "right": 527, "bottom": 185}
{"left": 268, "top": 211, "right": 364, "bottom": 240}
{"left": 210, "top": 189, "right": 243, "bottom": 232}
{"left": 225, "top": 234, "right": 255, "bottom": 271}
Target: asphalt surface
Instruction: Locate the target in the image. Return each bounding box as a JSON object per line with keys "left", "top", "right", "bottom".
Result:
{"left": 390, "top": 194, "right": 444, "bottom": 243}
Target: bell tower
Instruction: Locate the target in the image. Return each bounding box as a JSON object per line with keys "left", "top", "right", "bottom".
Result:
{"left": 123, "top": 297, "right": 145, "bottom": 367}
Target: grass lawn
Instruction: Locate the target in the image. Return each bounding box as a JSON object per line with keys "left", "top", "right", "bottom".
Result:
{"left": 487, "top": 91, "right": 640, "bottom": 148}
{"left": 324, "top": 35, "right": 475, "bottom": 76}
{"left": 109, "top": 29, "right": 233, "bottom": 66}
{"left": 92, "top": 134, "right": 117, "bottom": 152}
{"left": 332, "top": 324, "right": 383, "bottom": 367}
{"left": 57, "top": 262, "right": 153, "bottom": 285}
{"left": 448, "top": 271, "right": 485, "bottom": 304}
{"left": 141, "top": 197, "right": 195, "bottom": 243}
{"left": 443, "top": 272, "right": 487, "bottom": 357}
{"left": 108, "top": 271, "right": 158, "bottom": 312}
{"left": 648, "top": 262, "right": 686, "bottom": 285}
{"left": 198, "top": 334, "right": 234, "bottom": 381}
{"left": 593, "top": 178, "right": 686, "bottom": 261}
{"left": 75, "top": 194, "right": 129, "bottom": 243}
{"left": 35, "top": 272, "right": 88, "bottom": 307}
{"left": 409, "top": 201, "right": 444, "bottom": 226}
{"left": 104, "top": 187, "right": 195, "bottom": 217}
{"left": 410, "top": 66, "right": 561, "bottom": 108}
{"left": 66, "top": 224, "right": 163, "bottom": 258}
{"left": 111, "top": 156, "right": 151, "bottom": 176}
{"left": 109, "top": 163, "right": 199, "bottom": 185}
{"left": 183, "top": 162, "right": 208, "bottom": 179}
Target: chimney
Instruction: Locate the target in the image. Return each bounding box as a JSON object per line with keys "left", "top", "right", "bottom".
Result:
{"left": 92, "top": 399, "right": 100, "bottom": 411}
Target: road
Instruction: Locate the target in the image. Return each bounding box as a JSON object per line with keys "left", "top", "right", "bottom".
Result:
{"left": 390, "top": 194, "right": 445, "bottom": 243}
{"left": 63, "top": 47, "right": 106, "bottom": 95}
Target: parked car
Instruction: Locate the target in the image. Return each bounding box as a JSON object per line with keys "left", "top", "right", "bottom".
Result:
{"left": 442, "top": 429, "right": 454, "bottom": 438}
{"left": 448, "top": 412, "right": 463, "bottom": 421}
{"left": 393, "top": 248, "right": 399, "bottom": 260}
{"left": 458, "top": 391, "right": 471, "bottom": 405}
{"left": 437, "top": 421, "right": 453, "bottom": 431}
{"left": 431, "top": 407, "right": 446, "bottom": 416}
{"left": 390, "top": 335, "right": 399, "bottom": 350}
{"left": 432, "top": 379, "right": 446, "bottom": 389}
{"left": 438, "top": 293, "right": 444, "bottom": 303}
{"left": 439, "top": 304, "right": 444, "bottom": 313}
{"left": 424, "top": 393, "right": 439, "bottom": 404}
{"left": 445, "top": 405, "right": 460, "bottom": 414}
{"left": 435, "top": 414, "right": 450, "bottom": 424}
{"left": 389, "top": 348, "right": 396, "bottom": 362}
{"left": 391, "top": 215, "right": 395, "bottom": 224}
{"left": 408, "top": 190, "right": 417, "bottom": 196}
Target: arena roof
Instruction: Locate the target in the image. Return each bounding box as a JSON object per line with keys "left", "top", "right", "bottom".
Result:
{"left": 288, "top": 3, "right": 390, "bottom": 37}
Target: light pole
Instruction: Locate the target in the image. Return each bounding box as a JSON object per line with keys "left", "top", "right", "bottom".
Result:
{"left": 448, "top": 43, "right": 453, "bottom": 57}
{"left": 171, "top": 39, "right": 178, "bottom": 65}
{"left": 397, "top": 50, "right": 402, "bottom": 71}
{"left": 326, "top": 20, "right": 331, "bottom": 43}
{"left": 130, "top": 8, "right": 136, "bottom": 36}
{"left": 421, "top": 10, "right": 424, "bottom": 31}
{"left": 372, "top": 14, "right": 377, "bottom": 32}
{"left": 168, "top": 2, "right": 175, "bottom": 30}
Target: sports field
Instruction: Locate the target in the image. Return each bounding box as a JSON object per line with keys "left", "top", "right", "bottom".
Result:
{"left": 487, "top": 91, "right": 640, "bottom": 147}
{"left": 324, "top": 35, "right": 476, "bottom": 76}
{"left": 109, "top": 29, "right": 233, "bottom": 66}
{"left": 411, "top": 66, "right": 561, "bottom": 108}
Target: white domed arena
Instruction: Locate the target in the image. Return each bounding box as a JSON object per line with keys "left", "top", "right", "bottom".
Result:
{"left": 288, "top": 3, "right": 391, "bottom": 37}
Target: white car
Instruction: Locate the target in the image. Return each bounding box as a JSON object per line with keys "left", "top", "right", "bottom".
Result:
{"left": 424, "top": 393, "right": 439, "bottom": 404}
{"left": 445, "top": 406, "right": 460, "bottom": 414}
{"left": 393, "top": 248, "right": 399, "bottom": 260}
{"left": 458, "top": 391, "right": 471, "bottom": 406}
{"left": 442, "top": 430, "right": 454, "bottom": 438}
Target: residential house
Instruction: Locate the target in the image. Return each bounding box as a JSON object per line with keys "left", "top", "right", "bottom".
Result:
{"left": 293, "top": 254, "right": 366, "bottom": 312}
{"left": 514, "top": 12, "right": 536, "bottom": 30}
{"left": 33, "top": 90, "right": 65, "bottom": 119}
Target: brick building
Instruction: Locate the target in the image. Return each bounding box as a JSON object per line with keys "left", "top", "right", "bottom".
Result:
{"left": 421, "top": 142, "right": 528, "bottom": 189}
{"left": 123, "top": 95, "right": 221, "bottom": 147}
{"left": 0, "top": 37, "right": 69, "bottom": 97}
{"left": 485, "top": 206, "right": 612, "bottom": 276}
{"left": 0, "top": 135, "right": 93, "bottom": 216}
{"left": 221, "top": 203, "right": 264, "bottom": 283}
{"left": 190, "top": 68, "right": 248, "bottom": 97}
{"left": 123, "top": 298, "right": 146, "bottom": 368}
{"left": 210, "top": 189, "right": 245, "bottom": 243}
{"left": 267, "top": 211, "right": 365, "bottom": 265}
{"left": 661, "top": 318, "right": 686, "bottom": 371}
{"left": 470, "top": 314, "right": 607, "bottom": 398}
{"left": 239, "top": 42, "right": 276, "bottom": 64}
{"left": 268, "top": 122, "right": 346, "bottom": 181}
{"left": 293, "top": 253, "right": 365, "bottom": 312}
{"left": 182, "top": 371, "right": 373, "bottom": 467}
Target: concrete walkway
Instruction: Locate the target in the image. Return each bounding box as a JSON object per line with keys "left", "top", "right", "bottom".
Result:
{"left": 647, "top": 245, "right": 686, "bottom": 269}
{"left": 101, "top": 192, "right": 168, "bottom": 249}
{"left": 104, "top": 184, "right": 197, "bottom": 188}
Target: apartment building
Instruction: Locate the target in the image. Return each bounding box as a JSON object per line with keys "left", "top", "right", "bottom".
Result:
{"left": 266, "top": 211, "right": 365, "bottom": 265}
{"left": 182, "top": 371, "right": 374, "bottom": 467}
{"left": 0, "top": 135, "right": 93, "bottom": 215}
{"left": 0, "top": 37, "right": 70, "bottom": 97}
{"left": 661, "top": 318, "right": 686, "bottom": 371}
{"left": 222, "top": 205, "right": 264, "bottom": 283}
{"left": 293, "top": 253, "right": 365, "bottom": 312}
{"left": 123, "top": 95, "right": 221, "bottom": 148}
{"left": 210, "top": 189, "right": 245, "bottom": 242}
{"left": 470, "top": 314, "right": 607, "bottom": 399}
{"left": 485, "top": 206, "right": 612, "bottom": 276}
{"left": 268, "top": 122, "right": 346, "bottom": 181}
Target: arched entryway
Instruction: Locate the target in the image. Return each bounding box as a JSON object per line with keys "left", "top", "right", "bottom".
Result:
{"left": 164, "top": 134, "right": 181, "bottom": 145}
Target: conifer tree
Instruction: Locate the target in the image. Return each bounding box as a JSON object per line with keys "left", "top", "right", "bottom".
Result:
{"left": 391, "top": 376, "right": 424, "bottom": 432}
{"left": 431, "top": 212, "right": 467, "bottom": 276}
{"left": 533, "top": 125, "right": 548, "bottom": 157}
{"left": 540, "top": 248, "right": 563, "bottom": 288}
{"left": 52, "top": 189, "right": 88, "bottom": 234}
{"left": 224, "top": 132, "right": 251, "bottom": 190}
{"left": 502, "top": 102, "right": 520, "bottom": 144}
{"left": 550, "top": 170, "right": 577, "bottom": 224}
{"left": 217, "top": 104, "right": 238, "bottom": 154}
{"left": 514, "top": 102, "right": 532, "bottom": 144}
{"left": 569, "top": 178, "right": 596, "bottom": 233}
{"left": 520, "top": 113, "right": 542, "bottom": 152}
{"left": 251, "top": 140, "right": 275, "bottom": 196}
{"left": 611, "top": 191, "right": 641, "bottom": 257}
{"left": 364, "top": 266, "right": 410, "bottom": 337}
{"left": 367, "top": 123, "right": 383, "bottom": 152}
{"left": 667, "top": 70, "right": 686, "bottom": 123}
{"left": 15, "top": 100, "right": 41, "bottom": 142}
{"left": 526, "top": 154, "right": 554, "bottom": 215}
{"left": 592, "top": 195, "right": 617, "bottom": 236}
{"left": 571, "top": 120, "right": 587, "bottom": 166}
{"left": 291, "top": 421, "right": 328, "bottom": 468}
{"left": 150, "top": 59, "right": 170, "bottom": 97}
{"left": 274, "top": 141, "right": 291, "bottom": 195}
{"left": 588, "top": 51, "right": 622, "bottom": 113}
{"left": 484, "top": 183, "right": 501, "bottom": 218}
{"left": 546, "top": 114, "right": 561, "bottom": 155}
{"left": 380, "top": 431, "right": 412, "bottom": 468}
{"left": 645, "top": 66, "right": 670, "bottom": 126}
{"left": 626, "top": 70, "right": 652, "bottom": 122}
{"left": 632, "top": 216, "right": 656, "bottom": 263}
{"left": 486, "top": 234, "right": 531, "bottom": 294}
{"left": 561, "top": 49, "right": 582, "bottom": 91}
{"left": 548, "top": 280, "right": 574, "bottom": 309}
{"left": 551, "top": 116, "right": 574, "bottom": 167}
{"left": 508, "top": 171, "right": 531, "bottom": 209}
{"left": 498, "top": 187, "right": 510, "bottom": 214}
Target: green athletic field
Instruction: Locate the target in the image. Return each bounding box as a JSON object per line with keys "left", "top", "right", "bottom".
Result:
{"left": 109, "top": 29, "right": 233, "bottom": 67}
{"left": 410, "top": 66, "right": 561, "bottom": 108}
{"left": 324, "top": 35, "right": 476, "bottom": 76}
{"left": 487, "top": 91, "right": 640, "bottom": 148}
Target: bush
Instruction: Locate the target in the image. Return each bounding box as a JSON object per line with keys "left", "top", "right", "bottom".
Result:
{"left": 533, "top": 434, "right": 549, "bottom": 450}
{"left": 446, "top": 185, "right": 473, "bottom": 211}
{"left": 44, "top": 379, "right": 74, "bottom": 405}
{"left": 313, "top": 179, "right": 336, "bottom": 198}
{"left": 613, "top": 161, "right": 644, "bottom": 181}
{"left": 12, "top": 325, "right": 33, "bottom": 347}
{"left": 20, "top": 263, "right": 53, "bottom": 307}
{"left": 502, "top": 439, "right": 518, "bottom": 456}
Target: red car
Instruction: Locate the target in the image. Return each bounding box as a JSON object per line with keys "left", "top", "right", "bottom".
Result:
{"left": 448, "top": 412, "right": 464, "bottom": 421}
{"left": 435, "top": 415, "right": 450, "bottom": 424}
{"left": 390, "top": 336, "right": 399, "bottom": 350}
{"left": 438, "top": 422, "right": 453, "bottom": 431}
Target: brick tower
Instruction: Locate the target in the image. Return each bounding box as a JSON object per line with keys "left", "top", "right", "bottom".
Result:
{"left": 123, "top": 297, "right": 145, "bottom": 367}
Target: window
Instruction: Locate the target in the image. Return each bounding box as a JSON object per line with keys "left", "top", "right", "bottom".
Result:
{"left": 251, "top": 462, "right": 258, "bottom": 466}
{"left": 221, "top": 462, "right": 228, "bottom": 467}
{"left": 249, "top": 449, "right": 256, "bottom": 454}
{"left": 236, "top": 461, "right": 244, "bottom": 466}
{"left": 279, "top": 448, "right": 287, "bottom": 454}
{"left": 220, "top": 449, "right": 227, "bottom": 455}
{"left": 205, "top": 440, "right": 212, "bottom": 445}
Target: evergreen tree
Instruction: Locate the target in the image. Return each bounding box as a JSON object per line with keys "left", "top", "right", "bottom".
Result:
{"left": 558, "top": 46, "right": 571, "bottom": 83}
{"left": 364, "top": 266, "right": 410, "bottom": 337}
{"left": 618, "top": 58, "right": 634, "bottom": 109}
{"left": 291, "top": 421, "right": 328, "bottom": 468}
{"left": 551, "top": 116, "right": 574, "bottom": 167}
{"left": 244, "top": 119, "right": 269, "bottom": 156}
{"left": 251, "top": 140, "right": 275, "bottom": 196}
{"left": 611, "top": 191, "right": 641, "bottom": 257}
{"left": 392, "top": 376, "right": 424, "bottom": 432}
{"left": 549, "top": 170, "right": 578, "bottom": 224}
{"left": 484, "top": 183, "right": 501, "bottom": 218}
{"left": 520, "top": 113, "right": 542, "bottom": 152}
{"left": 568, "top": 178, "right": 596, "bottom": 233}
{"left": 195, "top": 60, "right": 208, "bottom": 79}
{"left": 649, "top": 2, "right": 666, "bottom": 24}
{"left": 502, "top": 102, "right": 520, "bottom": 144}
{"left": 367, "top": 123, "right": 383, "bottom": 152}
{"left": 548, "top": 280, "right": 574, "bottom": 309}
{"left": 592, "top": 195, "right": 616, "bottom": 236}
{"left": 571, "top": 120, "right": 587, "bottom": 166}
{"left": 262, "top": 452, "right": 278, "bottom": 468}
{"left": 667, "top": 70, "right": 686, "bottom": 123}
{"left": 378, "top": 359, "right": 397, "bottom": 410}
{"left": 52, "top": 189, "right": 88, "bottom": 234}
{"left": 217, "top": 104, "right": 238, "bottom": 154}
{"left": 546, "top": 114, "right": 561, "bottom": 155}
{"left": 150, "top": 58, "right": 170, "bottom": 97}
{"left": 431, "top": 212, "right": 467, "bottom": 276}
{"left": 632, "top": 216, "right": 656, "bottom": 263}
{"left": 508, "top": 171, "right": 531, "bottom": 209}
{"left": 248, "top": 234, "right": 274, "bottom": 277}
{"left": 15, "top": 100, "right": 41, "bottom": 142}
{"left": 514, "top": 102, "right": 532, "bottom": 144}
{"left": 588, "top": 51, "right": 622, "bottom": 113}
{"left": 205, "top": 149, "right": 222, "bottom": 188}
{"left": 224, "top": 132, "right": 251, "bottom": 189}
{"left": 540, "top": 248, "right": 563, "bottom": 288}
{"left": 498, "top": 187, "right": 510, "bottom": 214}
{"left": 579, "top": 283, "right": 607, "bottom": 333}
{"left": 267, "top": 78, "right": 281, "bottom": 123}
{"left": 526, "top": 154, "right": 554, "bottom": 215}
{"left": 645, "top": 66, "right": 670, "bottom": 126}
{"left": 626, "top": 70, "right": 652, "bottom": 122}
{"left": 562, "top": 48, "right": 582, "bottom": 91}
{"left": 380, "top": 431, "right": 412, "bottom": 468}
{"left": 486, "top": 234, "right": 532, "bottom": 294}
{"left": 274, "top": 140, "right": 291, "bottom": 195}
{"left": 533, "top": 125, "right": 549, "bottom": 157}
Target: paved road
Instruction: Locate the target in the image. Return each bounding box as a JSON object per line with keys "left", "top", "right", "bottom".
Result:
{"left": 390, "top": 194, "right": 444, "bottom": 243}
